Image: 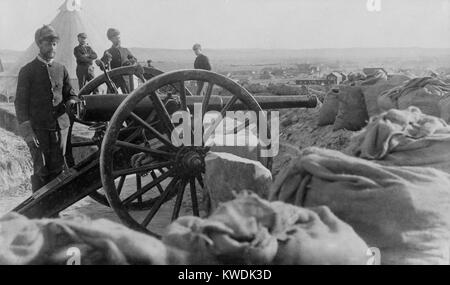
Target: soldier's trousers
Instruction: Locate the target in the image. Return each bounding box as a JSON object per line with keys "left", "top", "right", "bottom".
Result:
{"left": 76, "top": 65, "right": 97, "bottom": 93}
{"left": 27, "top": 128, "right": 69, "bottom": 192}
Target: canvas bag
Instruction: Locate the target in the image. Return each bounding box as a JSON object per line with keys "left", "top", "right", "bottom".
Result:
{"left": 318, "top": 89, "right": 340, "bottom": 126}
{"left": 270, "top": 147, "right": 450, "bottom": 265}
{"left": 378, "top": 77, "right": 450, "bottom": 118}
{"left": 333, "top": 85, "right": 369, "bottom": 131}
{"left": 347, "top": 107, "right": 450, "bottom": 174}
{"left": 163, "top": 192, "right": 369, "bottom": 265}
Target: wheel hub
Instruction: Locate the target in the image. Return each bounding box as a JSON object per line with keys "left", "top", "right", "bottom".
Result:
{"left": 175, "top": 147, "right": 209, "bottom": 178}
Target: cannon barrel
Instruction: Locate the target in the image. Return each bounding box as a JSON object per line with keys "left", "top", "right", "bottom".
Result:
{"left": 77, "top": 94, "right": 318, "bottom": 122}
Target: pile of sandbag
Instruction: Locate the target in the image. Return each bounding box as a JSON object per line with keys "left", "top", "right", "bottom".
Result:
{"left": 378, "top": 77, "right": 450, "bottom": 121}
{"left": 271, "top": 147, "right": 450, "bottom": 265}
{"left": 346, "top": 107, "right": 450, "bottom": 174}
{"left": 318, "top": 85, "right": 369, "bottom": 131}
{"left": 319, "top": 71, "right": 412, "bottom": 131}
{"left": 1, "top": 193, "right": 371, "bottom": 265}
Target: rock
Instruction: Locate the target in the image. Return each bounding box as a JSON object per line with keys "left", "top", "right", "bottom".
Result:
{"left": 203, "top": 152, "right": 272, "bottom": 214}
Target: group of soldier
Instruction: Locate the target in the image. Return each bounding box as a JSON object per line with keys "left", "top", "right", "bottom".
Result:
{"left": 14, "top": 24, "right": 212, "bottom": 192}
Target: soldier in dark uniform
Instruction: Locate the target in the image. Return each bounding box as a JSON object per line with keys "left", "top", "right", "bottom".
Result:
{"left": 73, "top": 32, "right": 98, "bottom": 91}
{"left": 101, "top": 28, "right": 137, "bottom": 93}
{"left": 192, "top": 43, "right": 212, "bottom": 95}
{"left": 15, "top": 25, "right": 80, "bottom": 192}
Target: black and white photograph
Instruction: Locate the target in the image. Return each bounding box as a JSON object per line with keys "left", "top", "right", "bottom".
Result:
{"left": 0, "top": 0, "right": 450, "bottom": 268}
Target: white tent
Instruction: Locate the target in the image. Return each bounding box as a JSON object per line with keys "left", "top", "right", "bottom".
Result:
{"left": 0, "top": 0, "right": 108, "bottom": 95}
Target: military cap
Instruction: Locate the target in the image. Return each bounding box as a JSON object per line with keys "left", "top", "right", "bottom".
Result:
{"left": 35, "top": 25, "right": 59, "bottom": 44}
{"left": 192, "top": 43, "right": 202, "bottom": 50}
{"left": 78, "top": 33, "right": 87, "bottom": 38}
{"left": 107, "top": 28, "right": 120, "bottom": 40}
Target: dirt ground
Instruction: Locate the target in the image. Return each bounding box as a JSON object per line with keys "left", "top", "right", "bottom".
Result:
{"left": 0, "top": 105, "right": 355, "bottom": 235}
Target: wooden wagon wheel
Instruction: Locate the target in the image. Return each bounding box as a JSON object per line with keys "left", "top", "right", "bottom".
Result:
{"left": 100, "top": 69, "right": 272, "bottom": 236}
{"left": 69, "top": 65, "right": 191, "bottom": 208}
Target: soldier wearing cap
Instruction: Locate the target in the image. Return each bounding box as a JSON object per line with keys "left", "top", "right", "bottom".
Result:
{"left": 101, "top": 28, "right": 137, "bottom": 93}
{"left": 74, "top": 32, "right": 98, "bottom": 91}
{"left": 192, "top": 43, "right": 212, "bottom": 95}
{"left": 15, "top": 25, "right": 80, "bottom": 192}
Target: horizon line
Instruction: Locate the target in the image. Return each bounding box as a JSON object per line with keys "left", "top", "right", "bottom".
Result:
{"left": 3, "top": 46, "right": 450, "bottom": 53}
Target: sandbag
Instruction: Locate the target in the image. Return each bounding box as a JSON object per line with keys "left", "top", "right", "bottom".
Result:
{"left": 378, "top": 77, "right": 450, "bottom": 118}
{"left": 398, "top": 89, "right": 445, "bottom": 117}
{"left": 359, "top": 70, "right": 388, "bottom": 86}
{"left": 0, "top": 213, "right": 183, "bottom": 265}
{"left": 271, "top": 147, "right": 450, "bottom": 265}
{"left": 440, "top": 96, "right": 450, "bottom": 123}
{"left": 333, "top": 86, "right": 369, "bottom": 131}
{"left": 163, "top": 192, "right": 369, "bottom": 265}
{"left": 387, "top": 74, "right": 411, "bottom": 86}
{"left": 318, "top": 89, "right": 339, "bottom": 126}
{"left": 362, "top": 79, "right": 390, "bottom": 117}
{"left": 362, "top": 75, "right": 411, "bottom": 117}
{"left": 346, "top": 107, "right": 450, "bottom": 174}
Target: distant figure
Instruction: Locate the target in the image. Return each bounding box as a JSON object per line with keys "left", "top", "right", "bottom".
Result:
{"left": 15, "top": 25, "right": 79, "bottom": 192}
{"left": 147, "top": 59, "right": 154, "bottom": 68}
{"left": 73, "top": 33, "right": 98, "bottom": 91}
{"left": 192, "top": 43, "right": 211, "bottom": 95}
{"left": 101, "top": 28, "right": 137, "bottom": 93}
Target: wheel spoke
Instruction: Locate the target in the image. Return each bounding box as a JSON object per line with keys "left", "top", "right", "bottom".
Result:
{"left": 232, "top": 117, "right": 251, "bottom": 135}
{"left": 221, "top": 95, "right": 239, "bottom": 117}
{"left": 203, "top": 95, "right": 239, "bottom": 142}
{"left": 128, "top": 75, "right": 135, "bottom": 91}
{"left": 196, "top": 175, "right": 205, "bottom": 188}
{"left": 115, "top": 140, "right": 175, "bottom": 157}
{"left": 136, "top": 175, "right": 143, "bottom": 204}
{"left": 202, "top": 83, "right": 214, "bottom": 117}
{"left": 190, "top": 178, "right": 200, "bottom": 216}
{"left": 117, "top": 175, "right": 126, "bottom": 195}
{"left": 172, "top": 179, "right": 187, "bottom": 221}
{"left": 113, "top": 161, "right": 172, "bottom": 177}
{"left": 150, "top": 171, "right": 164, "bottom": 194}
{"left": 141, "top": 177, "right": 179, "bottom": 227}
{"left": 129, "top": 112, "right": 177, "bottom": 150}
{"left": 149, "top": 91, "right": 175, "bottom": 135}
{"left": 122, "top": 168, "right": 175, "bottom": 205}
{"left": 179, "top": 81, "right": 187, "bottom": 111}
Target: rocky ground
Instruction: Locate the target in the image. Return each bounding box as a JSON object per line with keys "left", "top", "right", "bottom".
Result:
{"left": 0, "top": 105, "right": 355, "bottom": 235}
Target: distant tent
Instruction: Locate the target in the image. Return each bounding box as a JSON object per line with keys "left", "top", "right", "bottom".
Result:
{"left": 0, "top": 0, "right": 107, "bottom": 95}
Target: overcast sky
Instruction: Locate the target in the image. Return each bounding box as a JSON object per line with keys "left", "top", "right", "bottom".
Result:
{"left": 1, "top": 0, "right": 450, "bottom": 50}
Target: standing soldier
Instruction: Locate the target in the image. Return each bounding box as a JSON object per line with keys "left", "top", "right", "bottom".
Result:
{"left": 73, "top": 32, "right": 98, "bottom": 91}
{"left": 101, "top": 28, "right": 137, "bottom": 93}
{"left": 192, "top": 43, "right": 212, "bottom": 95}
{"left": 15, "top": 25, "right": 80, "bottom": 192}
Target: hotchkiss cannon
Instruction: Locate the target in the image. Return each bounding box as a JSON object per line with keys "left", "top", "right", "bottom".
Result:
{"left": 13, "top": 65, "right": 318, "bottom": 237}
